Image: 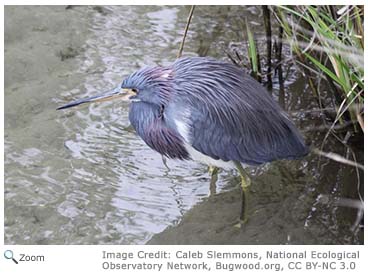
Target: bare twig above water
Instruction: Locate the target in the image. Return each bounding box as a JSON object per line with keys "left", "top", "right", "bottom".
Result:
{"left": 177, "top": 6, "right": 195, "bottom": 59}
{"left": 276, "top": 26, "right": 284, "bottom": 108}
{"left": 312, "top": 148, "right": 364, "bottom": 171}
{"left": 262, "top": 6, "right": 273, "bottom": 91}
{"left": 289, "top": 107, "right": 337, "bottom": 116}
{"left": 301, "top": 121, "right": 356, "bottom": 133}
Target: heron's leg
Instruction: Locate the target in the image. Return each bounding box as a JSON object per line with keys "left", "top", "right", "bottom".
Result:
{"left": 161, "top": 155, "right": 170, "bottom": 171}
{"left": 208, "top": 166, "right": 219, "bottom": 196}
{"left": 234, "top": 161, "right": 251, "bottom": 227}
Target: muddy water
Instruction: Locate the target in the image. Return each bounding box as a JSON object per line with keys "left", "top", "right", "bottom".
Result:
{"left": 4, "top": 6, "right": 363, "bottom": 245}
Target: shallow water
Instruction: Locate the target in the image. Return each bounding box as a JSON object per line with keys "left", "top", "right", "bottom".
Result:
{"left": 5, "top": 6, "right": 363, "bottom": 244}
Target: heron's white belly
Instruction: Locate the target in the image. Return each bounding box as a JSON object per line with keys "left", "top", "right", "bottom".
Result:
{"left": 184, "top": 143, "right": 235, "bottom": 169}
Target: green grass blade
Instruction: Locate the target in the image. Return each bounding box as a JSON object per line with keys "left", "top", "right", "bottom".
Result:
{"left": 245, "top": 21, "right": 258, "bottom": 74}
{"left": 304, "top": 52, "right": 348, "bottom": 91}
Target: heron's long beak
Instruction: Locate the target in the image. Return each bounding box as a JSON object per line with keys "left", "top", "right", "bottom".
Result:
{"left": 57, "top": 87, "right": 136, "bottom": 110}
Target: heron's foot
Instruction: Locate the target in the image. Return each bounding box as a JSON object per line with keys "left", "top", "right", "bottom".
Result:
{"left": 209, "top": 166, "right": 219, "bottom": 196}
{"left": 233, "top": 219, "right": 248, "bottom": 229}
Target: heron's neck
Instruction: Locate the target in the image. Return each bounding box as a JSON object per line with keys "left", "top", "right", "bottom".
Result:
{"left": 128, "top": 102, "right": 189, "bottom": 160}
{"left": 129, "top": 102, "right": 159, "bottom": 135}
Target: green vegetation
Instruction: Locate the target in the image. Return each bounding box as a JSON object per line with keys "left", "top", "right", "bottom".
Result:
{"left": 245, "top": 20, "right": 259, "bottom": 77}
{"left": 275, "top": 5, "right": 363, "bottom": 130}
{"left": 244, "top": 6, "right": 364, "bottom": 133}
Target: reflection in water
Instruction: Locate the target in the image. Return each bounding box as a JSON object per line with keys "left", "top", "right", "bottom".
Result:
{"left": 4, "top": 6, "right": 363, "bottom": 244}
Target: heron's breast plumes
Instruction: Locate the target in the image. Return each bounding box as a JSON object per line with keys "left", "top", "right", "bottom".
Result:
{"left": 129, "top": 101, "right": 190, "bottom": 160}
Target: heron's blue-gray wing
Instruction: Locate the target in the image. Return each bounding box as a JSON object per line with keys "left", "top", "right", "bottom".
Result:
{"left": 188, "top": 107, "right": 307, "bottom": 165}
{"left": 172, "top": 57, "right": 308, "bottom": 165}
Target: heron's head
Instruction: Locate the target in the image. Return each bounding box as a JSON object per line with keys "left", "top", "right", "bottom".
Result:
{"left": 57, "top": 66, "right": 172, "bottom": 110}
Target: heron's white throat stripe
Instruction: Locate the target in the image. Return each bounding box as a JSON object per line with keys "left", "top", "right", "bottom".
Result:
{"left": 174, "top": 108, "right": 191, "bottom": 143}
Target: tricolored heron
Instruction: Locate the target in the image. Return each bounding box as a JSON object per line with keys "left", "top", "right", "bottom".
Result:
{"left": 58, "top": 57, "right": 309, "bottom": 226}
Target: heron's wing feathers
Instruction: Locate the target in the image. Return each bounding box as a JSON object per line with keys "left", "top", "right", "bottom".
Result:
{"left": 171, "top": 57, "right": 308, "bottom": 165}
{"left": 188, "top": 107, "right": 308, "bottom": 165}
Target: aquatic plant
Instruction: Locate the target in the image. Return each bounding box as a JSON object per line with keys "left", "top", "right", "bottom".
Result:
{"left": 274, "top": 5, "right": 364, "bottom": 133}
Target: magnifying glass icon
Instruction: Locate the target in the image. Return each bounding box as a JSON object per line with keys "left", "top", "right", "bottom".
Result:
{"left": 4, "top": 250, "right": 18, "bottom": 264}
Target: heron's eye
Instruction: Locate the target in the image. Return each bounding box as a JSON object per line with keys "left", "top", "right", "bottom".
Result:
{"left": 131, "top": 88, "right": 138, "bottom": 93}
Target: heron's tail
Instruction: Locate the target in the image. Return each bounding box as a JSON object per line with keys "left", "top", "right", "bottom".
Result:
{"left": 281, "top": 121, "right": 309, "bottom": 159}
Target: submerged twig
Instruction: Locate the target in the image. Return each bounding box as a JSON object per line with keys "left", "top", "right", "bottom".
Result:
{"left": 177, "top": 5, "right": 195, "bottom": 59}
